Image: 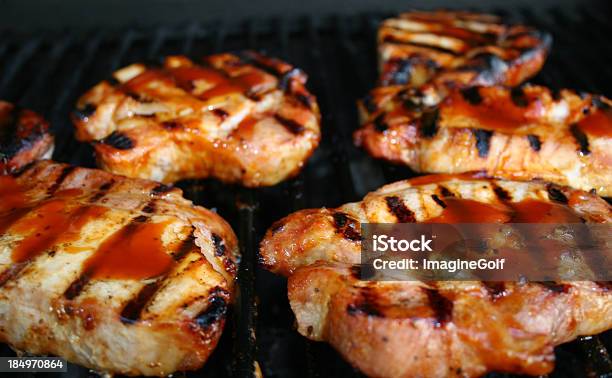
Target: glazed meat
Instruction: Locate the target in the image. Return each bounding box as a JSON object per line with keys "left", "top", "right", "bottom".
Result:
{"left": 0, "top": 161, "right": 239, "bottom": 376}
{"left": 378, "top": 11, "right": 551, "bottom": 88}
{"left": 72, "top": 51, "right": 320, "bottom": 187}
{"left": 259, "top": 174, "right": 612, "bottom": 377}
{"left": 0, "top": 101, "right": 54, "bottom": 174}
{"left": 355, "top": 85, "right": 612, "bottom": 196}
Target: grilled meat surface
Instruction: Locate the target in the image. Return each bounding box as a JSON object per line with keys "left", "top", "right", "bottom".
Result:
{"left": 378, "top": 11, "right": 551, "bottom": 88}
{"left": 355, "top": 85, "right": 612, "bottom": 196}
{"left": 0, "top": 101, "right": 54, "bottom": 175}
{"left": 259, "top": 174, "right": 612, "bottom": 377}
{"left": 72, "top": 51, "right": 321, "bottom": 187}
{"left": 0, "top": 161, "right": 239, "bottom": 376}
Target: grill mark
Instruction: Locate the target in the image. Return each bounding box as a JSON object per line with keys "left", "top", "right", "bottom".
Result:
{"left": 460, "top": 87, "right": 482, "bottom": 105}
{"left": 569, "top": 124, "right": 590, "bottom": 156}
{"left": 64, "top": 215, "right": 151, "bottom": 300}
{"left": 538, "top": 281, "right": 571, "bottom": 293}
{"left": 420, "top": 108, "right": 439, "bottom": 138}
{"left": 373, "top": 114, "right": 388, "bottom": 132}
{"left": 439, "top": 186, "right": 455, "bottom": 197}
{"left": 100, "top": 131, "right": 134, "bottom": 150}
{"left": 89, "top": 180, "right": 114, "bottom": 203}
{"left": 141, "top": 199, "right": 156, "bottom": 214}
{"left": 424, "top": 287, "right": 453, "bottom": 327}
{"left": 546, "top": 184, "right": 569, "bottom": 204}
{"left": 120, "top": 281, "right": 163, "bottom": 324}
{"left": 473, "top": 129, "right": 493, "bottom": 157}
{"left": 151, "top": 183, "right": 173, "bottom": 196}
{"left": 527, "top": 134, "right": 541, "bottom": 151}
{"left": 195, "top": 287, "right": 229, "bottom": 329}
{"left": 332, "top": 212, "right": 361, "bottom": 242}
{"left": 0, "top": 262, "right": 28, "bottom": 288}
{"left": 347, "top": 287, "right": 383, "bottom": 317}
{"left": 72, "top": 103, "right": 96, "bottom": 120}
{"left": 47, "top": 165, "right": 76, "bottom": 195}
{"left": 483, "top": 282, "right": 506, "bottom": 299}
{"left": 117, "top": 229, "right": 195, "bottom": 323}
{"left": 235, "top": 52, "right": 282, "bottom": 78}
{"left": 212, "top": 233, "right": 226, "bottom": 257}
{"left": 385, "top": 196, "right": 416, "bottom": 223}
{"left": 212, "top": 108, "right": 229, "bottom": 121}
{"left": 294, "top": 93, "right": 312, "bottom": 109}
{"left": 161, "top": 121, "right": 181, "bottom": 130}
{"left": 491, "top": 183, "right": 512, "bottom": 201}
{"left": 431, "top": 194, "right": 447, "bottom": 208}
{"left": 274, "top": 114, "right": 305, "bottom": 134}
{"left": 510, "top": 86, "right": 529, "bottom": 107}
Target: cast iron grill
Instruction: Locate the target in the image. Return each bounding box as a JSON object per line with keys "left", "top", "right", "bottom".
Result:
{"left": 0, "top": 5, "right": 611, "bottom": 378}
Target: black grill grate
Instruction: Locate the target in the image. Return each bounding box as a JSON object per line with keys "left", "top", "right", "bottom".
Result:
{"left": 0, "top": 6, "right": 611, "bottom": 378}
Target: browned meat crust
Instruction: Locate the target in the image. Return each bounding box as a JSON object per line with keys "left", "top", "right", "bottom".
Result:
{"left": 378, "top": 11, "right": 551, "bottom": 88}
{"left": 355, "top": 85, "right": 612, "bottom": 196}
{"left": 260, "top": 175, "right": 612, "bottom": 377}
{"left": 0, "top": 101, "right": 54, "bottom": 174}
{"left": 0, "top": 161, "right": 239, "bottom": 376}
{"left": 72, "top": 51, "right": 321, "bottom": 187}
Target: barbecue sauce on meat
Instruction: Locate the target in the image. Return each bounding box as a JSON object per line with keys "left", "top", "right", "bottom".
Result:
{"left": 124, "top": 64, "right": 271, "bottom": 101}
{"left": 577, "top": 108, "right": 612, "bottom": 137}
{"left": 425, "top": 197, "right": 580, "bottom": 223}
{"left": 442, "top": 90, "right": 538, "bottom": 131}
{"left": 81, "top": 220, "right": 174, "bottom": 280}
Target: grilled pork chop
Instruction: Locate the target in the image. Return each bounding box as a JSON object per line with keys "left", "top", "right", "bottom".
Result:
{"left": 0, "top": 160, "right": 238, "bottom": 376}
{"left": 259, "top": 174, "right": 612, "bottom": 377}
{"left": 0, "top": 101, "right": 54, "bottom": 174}
{"left": 378, "top": 11, "right": 551, "bottom": 88}
{"left": 72, "top": 51, "right": 320, "bottom": 187}
{"left": 355, "top": 85, "right": 612, "bottom": 196}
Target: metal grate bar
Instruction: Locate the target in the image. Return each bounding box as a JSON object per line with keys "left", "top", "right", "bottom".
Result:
{"left": 0, "top": 37, "right": 41, "bottom": 98}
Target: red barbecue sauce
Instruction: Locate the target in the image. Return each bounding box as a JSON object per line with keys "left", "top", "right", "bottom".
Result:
{"left": 577, "top": 108, "right": 612, "bottom": 137}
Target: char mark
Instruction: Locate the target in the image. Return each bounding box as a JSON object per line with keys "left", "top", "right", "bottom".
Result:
{"left": 195, "top": 287, "right": 229, "bottom": 329}
{"left": 569, "top": 124, "right": 590, "bottom": 156}
{"left": 510, "top": 86, "right": 529, "bottom": 107}
{"left": 0, "top": 262, "right": 28, "bottom": 288}
{"left": 100, "top": 131, "right": 134, "bottom": 150}
{"left": 161, "top": 121, "right": 181, "bottom": 130}
{"left": 47, "top": 165, "right": 76, "bottom": 195}
{"left": 332, "top": 212, "right": 361, "bottom": 242}
{"left": 527, "top": 134, "right": 541, "bottom": 151}
{"left": 592, "top": 96, "right": 611, "bottom": 110}
{"left": 483, "top": 282, "right": 506, "bottom": 299}
{"left": 385, "top": 196, "right": 416, "bottom": 223}
{"left": 293, "top": 93, "right": 312, "bottom": 109}
{"left": 492, "top": 183, "right": 512, "bottom": 201}
{"left": 212, "top": 108, "right": 229, "bottom": 121}
{"left": 439, "top": 186, "right": 455, "bottom": 197}
{"left": 173, "top": 229, "right": 196, "bottom": 261}
{"left": 347, "top": 287, "right": 383, "bottom": 317}
{"left": 431, "top": 194, "right": 447, "bottom": 208}
{"left": 274, "top": 114, "right": 305, "bottom": 134}
{"left": 72, "top": 103, "right": 96, "bottom": 120}
{"left": 473, "top": 129, "right": 493, "bottom": 157}
{"left": 89, "top": 180, "right": 115, "bottom": 203}
{"left": 467, "top": 53, "right": 508, "bottom": 85}
{"left": 546, "top": 184, "right": 569, "bottom": 204}
{"left": 382, "top": 36, "right": 460, "bottom": 55}
{"left": 64, "top": 273, "right": 92, "bottom": 300}
{"left": 424, "top": 287, "right": 453, "bottom": 327}
{"left": 460, "top": 87, "right": 483, "bottom": 105}
{"left": 595, "top": 281, "right": 612, "bottom": 291}
{"left": 538, "top": 281, "right": 570, "bottom": 293}
{"left": 373, "top": 114, "right": 387, "bottom": 132}
{"left": 151, "top": 183, "right": 173, "bottom": 196}
{"left": 235, "top": 51, "right": 282, "bottom": 78}
{"left": 212, "top": 233, "right": 226, "bottom": 256}
{"left": 120, "top": 281, "right": 163, "bottom": 324}
{"left": 141, "top": 199, "right": 156, "bottom": 214}
{"left": 420, "top": 108, "right": 440, "bottom": 138}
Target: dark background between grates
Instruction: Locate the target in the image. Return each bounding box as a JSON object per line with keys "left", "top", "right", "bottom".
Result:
{"left": 0, "top": 4, "right": 611, "bottom": 378}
